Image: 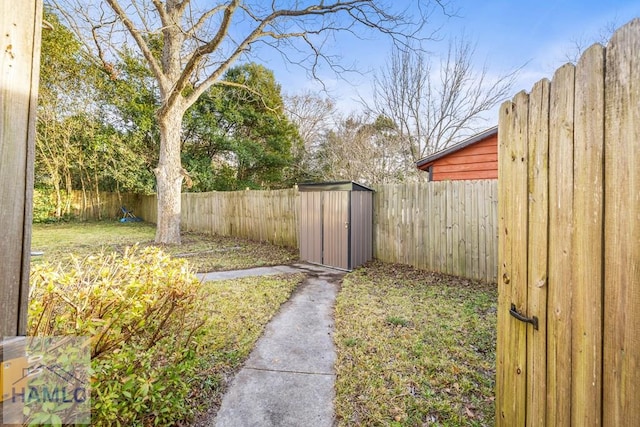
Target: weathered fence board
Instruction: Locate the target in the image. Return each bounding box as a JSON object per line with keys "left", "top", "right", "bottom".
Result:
{"left": 571, "top": 43, "right": 605, "bottom": 426}
{"left": 69, "top": 191, "right": 141, "bottom": 220}
{"left": 497, "top": 17, "right": 640, "bottom": 427}
{"left": 547, "top": 62, "right": 575, "bottom": 427}
{"left": 526, "top": 78, "right": 550, "bottom": 427}
{"left": 1, "top": 0, "right": 42, "bottom": 336}
{"left": 178, "top": 189, "right": 300, "bottom": 247}
{"left": 496, "top": 91, "right": 529, "bottom": 425}
{"left": 603, "top": 20, "right": 640, "bottom": 426}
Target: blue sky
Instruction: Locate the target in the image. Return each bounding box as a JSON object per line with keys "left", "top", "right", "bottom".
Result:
{"left": 265, "top": 0, "right": 640, "bottom": 120}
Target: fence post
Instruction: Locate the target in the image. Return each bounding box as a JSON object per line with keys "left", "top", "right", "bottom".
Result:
{"left": 0, "top": 0, "right": 43, "bottom": 337}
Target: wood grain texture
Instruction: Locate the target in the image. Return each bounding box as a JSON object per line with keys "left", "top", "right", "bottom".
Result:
{"left": 603, "top": 18, "right": 640, "bottom": 427}
{"left": 571, "top": 43, "right": 605, "bottom": 427}
{"left": 0, "top": 0, "right": 42, "bottom": 336}
{"left": 496, "top": 19, "right": 640, "bottom": 425}
{"left": 546, "top": 62, "right": 576, "bottom": 427}
{"left": 371, "top": 181, "right": 498, "bottom": 282}
{"left": 496, "top": 91, "right": 529, "bottom": 426}
{"left": 526, "top": 78, "right": 550, "bottom": 427}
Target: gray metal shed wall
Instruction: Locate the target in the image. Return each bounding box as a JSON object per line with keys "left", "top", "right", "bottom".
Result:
{"left": 298, "top": 184, "right": 373, "bottom": 271}
{"left": 349, "top": 191, "right": 373, "bottom": 268}
{"left": 299, "top": 192, "right": 322, "bottom": 265}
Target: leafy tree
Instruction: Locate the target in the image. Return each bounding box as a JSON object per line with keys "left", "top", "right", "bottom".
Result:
{"left": 36, "top": 10, "right": 101, "bottom": 215}
{"left": 100, "top": 45, "right": 162, "bottom": 192}
{"left": 182, "top": 63, "right": 300, "bottom": 191}
{"left": 37, "top": 10, "right": 157, "bottom": 219}
{"left": 218, "top": 63, "right": 299, "bottom": 189}
{"left": 50, "top": 0, "right": 442, "bottom": 244}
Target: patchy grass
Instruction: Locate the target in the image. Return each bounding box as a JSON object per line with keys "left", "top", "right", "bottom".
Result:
{"left": 31, "top": 220, "right": 297, "bottom": 272}
{"left": 334, "top": 261, "right": 497, "bottom": 426}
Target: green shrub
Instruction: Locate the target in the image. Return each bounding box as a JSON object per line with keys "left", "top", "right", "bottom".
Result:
{"left": 29, "top": 246, "right": 205, "bottom": 426}
{"left": 32, "top": 189, "right": 58, "bottom": 223}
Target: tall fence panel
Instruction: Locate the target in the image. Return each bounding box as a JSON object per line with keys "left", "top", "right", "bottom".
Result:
{"left": 1, "top": 0, "right": 42, "bottom": 337}
{"left": 179, "top": 189, "right": 299, "bottom": 247}
{"left": 67, "top": 191, "right": 141, "bottom": 220}
{"left": 372, "top": 180, "right": 498, "bottom": 283}
{"left": 496, "top": 18, "right": 640, "bottom": 427}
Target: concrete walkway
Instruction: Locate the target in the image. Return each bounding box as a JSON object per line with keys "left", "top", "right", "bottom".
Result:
{"left": 197, "top": 263, "right": 344, "bottom": 427}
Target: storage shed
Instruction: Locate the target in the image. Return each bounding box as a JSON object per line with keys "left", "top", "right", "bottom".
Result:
{"left": 298, "top": 181, "right": 373, "bottom": 271}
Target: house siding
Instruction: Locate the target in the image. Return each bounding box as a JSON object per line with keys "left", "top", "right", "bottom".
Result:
{"left": 419, "top": 134, "right": 498, "bottom": 181}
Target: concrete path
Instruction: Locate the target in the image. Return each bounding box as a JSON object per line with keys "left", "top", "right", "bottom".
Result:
{"left": 198, "top": 263, "right": 344, "bottom": 427}
{"left": 196, "top": 263, "right": 327, "bottom": 282}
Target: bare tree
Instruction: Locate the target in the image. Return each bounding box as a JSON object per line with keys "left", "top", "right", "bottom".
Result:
{"left": 317, "top": 113, "right": 408, "bottom": 185}
{"left": 50, "top": 0, "right": 446, "bottom": 243}
{"left": 564, "top": 20, "right": 618, "bottom": 63}
{"left": 284, "top": 91, "right": 336, "bottom": 180}
{"left": 369, "top": 38, "right": 517, "bottom": 165}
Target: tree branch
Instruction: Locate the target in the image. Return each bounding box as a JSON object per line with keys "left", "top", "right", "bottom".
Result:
{"left": 184, "top": 4, "right": 226, "bottom": 37}
{"left": 151, "top": 0, "right": 170, "bottom": 29}
{"left": 168, "top": 1, "right": 240, "bottom": 110}
{"left": 104, "top": 0, "right": 167, "bottom": 91}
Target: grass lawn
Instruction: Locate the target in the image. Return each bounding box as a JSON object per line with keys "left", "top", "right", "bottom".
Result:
{"left": 31, "top": 220, "right": 298, "bottom": 272}
{"left": 29, "top": 220, "right": 303, "bottom": 425}
{"left": 30, "top": 221, "right": 496, "bottom": 425}
{"left": 334, "top": 261, "right": 497, "bottom": 426}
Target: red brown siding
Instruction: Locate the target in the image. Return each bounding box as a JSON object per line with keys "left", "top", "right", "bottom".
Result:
{"left": 420, "top": 133, "right": 498, "bottom": 181}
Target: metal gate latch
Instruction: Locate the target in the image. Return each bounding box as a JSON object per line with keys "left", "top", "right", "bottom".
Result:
{"left": 509, "top": 304, "right": 539, "bottom": 330}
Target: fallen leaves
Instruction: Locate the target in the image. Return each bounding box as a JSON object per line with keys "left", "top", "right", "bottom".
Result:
{"left": 334, "top": 260, "right": 497, "bottom": 426}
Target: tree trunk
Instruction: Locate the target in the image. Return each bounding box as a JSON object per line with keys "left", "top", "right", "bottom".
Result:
{"left": 54, "top": 180, "right": 62, "bottom": 218}
{"left": 63, "top": 168, "right": 72, "bottom": 216}
{"left": 154, "top": 107, "right": 184, "bottom": 244}
{"left": 80, "top": 172, "right": 86, "bottom": 220}
{"left": 91, "top": 169, "right": 100, "bottom": 220}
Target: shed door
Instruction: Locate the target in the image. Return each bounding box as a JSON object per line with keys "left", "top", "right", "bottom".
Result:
{"left": 322, "top": 191, "right": 349, "bottom": 270}
{"left": 299, "top": 191, "right": 322, "bottom": 265}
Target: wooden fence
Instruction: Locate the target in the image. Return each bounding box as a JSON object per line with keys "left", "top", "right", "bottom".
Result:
{"left": 373, "top": 181, "right": 497, "bottom": 283}
{"left": 61, "top": 184, "right": 499, "bottom": 281}
{"left": 496, "top": 18, "right": 640, "bottom": 426}
{"left": 67, "top": 191, "right": 142, "bottom": 220}
{"left": 1, "top": 0, "right": 42, "bottom": 337}
{"left": 68, "top": 181, "right": 498, "bottom": 282}
{"left": 180, "top": 189, "right": 299, "bottom": 247}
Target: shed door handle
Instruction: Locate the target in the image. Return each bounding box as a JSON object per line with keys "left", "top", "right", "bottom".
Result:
{"left": 509, "top": 304, "right": 538, "bottom": 330}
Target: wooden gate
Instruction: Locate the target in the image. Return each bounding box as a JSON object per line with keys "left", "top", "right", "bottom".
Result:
{"left": 496, "top": 19, "right": 640, "bottom": 426}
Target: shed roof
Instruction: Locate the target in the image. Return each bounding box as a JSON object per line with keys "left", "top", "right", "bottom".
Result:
{"left": 297, "top": 181, "right": 374, "bottom": 192}
{"left": 415, "top": 126, "right": 498, "bottom": 169}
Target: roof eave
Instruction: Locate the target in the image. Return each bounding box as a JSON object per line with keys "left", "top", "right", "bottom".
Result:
{"left": 415, "top": 126, "right": 498, "bottom": 169}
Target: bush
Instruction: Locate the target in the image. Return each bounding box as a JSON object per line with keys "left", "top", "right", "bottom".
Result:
{"left": 29, "top": 246, "right": 205, "bottom": 426}
{"left": 32, "top": 189, "right": 59, "bottom": 223}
